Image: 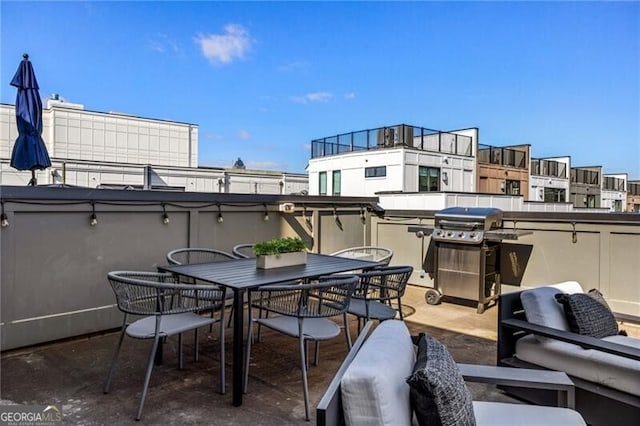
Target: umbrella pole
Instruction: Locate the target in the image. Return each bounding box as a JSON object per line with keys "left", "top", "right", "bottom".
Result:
{"left": 28, "top": 170, "right": 36, "bottom": 186}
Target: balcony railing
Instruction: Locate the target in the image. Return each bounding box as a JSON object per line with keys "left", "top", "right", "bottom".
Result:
{"left": 531, "top": 159, "right": 567, "bottom": 179}
{"left": 571, "top": 169, "right": 600, "bottom": 185}
{"left": 603, "top": 176, "right": 626, "bottom": 192}
{"left": 477, "top": 144, "right": 527, "bottom": 169}
{"left": 310, "top": 124, "right": 473, "bottom": 159}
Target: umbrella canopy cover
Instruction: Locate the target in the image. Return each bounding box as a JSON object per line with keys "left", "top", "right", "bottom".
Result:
{"left": 10, "top": 54, "right": 51, "bottom": 174}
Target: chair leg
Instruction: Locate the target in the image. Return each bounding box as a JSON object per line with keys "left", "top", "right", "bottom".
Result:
{"left": 343, "top": 313, "right": 352, "bottom": 349}
{"left": 299, "top": 334, "right": 311, "bottom": 421}
{"left": 397, "top": 297, "right": 404, "bottom": 320}
{"left": 227, "top": 303, "right": 234, "bottom": 329}
{"left": 103, "top": 318, "right": 128, "bottom": 394}
{"left": 219, "top": 304, "right": 226, "bottom": 395}
{"left": 136, "top": 332, "right": 162, "bottom": 421}
{"left": 179, "top": 333, "right": 184, "bottom": 369}
{"left": 313, "top": 341, "right": 320, "bottom": 366}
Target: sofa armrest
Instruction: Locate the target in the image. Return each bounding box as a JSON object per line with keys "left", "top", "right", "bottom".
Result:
{"left": 501, "top": 318, "right": 640, "bottom": 361}
{"left": 458, "top": 363, "right": 576, "bottom": 408}
{"left": 316, "top": 321, "right": 374, "bottom": 426}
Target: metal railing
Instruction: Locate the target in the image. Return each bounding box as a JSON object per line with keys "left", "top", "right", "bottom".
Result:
{"left": 603, "top": 176, "right": 625, "bottom": 192}
{"left": 310, "top": 124, "right": 473, "bottom": 159}
{"left": 531, "top": 159, "right": 567, "bottom": 179}
{"left": 477, "top": 145, "right": 527, "bottom": 169}
{"left": 571, "top": 169, "right": 600, "bottom": 185}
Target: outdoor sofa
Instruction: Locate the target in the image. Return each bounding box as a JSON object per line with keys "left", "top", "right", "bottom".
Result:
{"left": 317, "top": 319, "right": 585, "bottom": 426}
{"left": 498, "top": 281, "right": 640, "bottom": 426}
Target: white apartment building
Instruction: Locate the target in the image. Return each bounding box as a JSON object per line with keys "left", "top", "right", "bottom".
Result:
{"left": 0, "top": 100, "right": 307, "bottom": 194}
{"left": 601, "top": 173, "right": 628, "bottom": 212}
{"left": 529, "top": 156, "right": 571, "bottom": 202}
{"left": 307, "top": 124, "right": 478, "bottom": 197}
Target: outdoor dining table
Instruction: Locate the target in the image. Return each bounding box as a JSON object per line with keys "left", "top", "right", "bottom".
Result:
{"left": 158, "top": 252, "right": 382, "bottom": 406}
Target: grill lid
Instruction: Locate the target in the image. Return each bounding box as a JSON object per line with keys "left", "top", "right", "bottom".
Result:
{"left": 431, "top": 207, "right": 503, "bottom": 243}
{"left": 435, "top": 207, "right": 503, "bottom": 231}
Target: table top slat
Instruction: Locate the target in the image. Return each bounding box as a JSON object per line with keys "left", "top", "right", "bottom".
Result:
{"left": 158, "top": 253, "right": 380, "bottom": 290}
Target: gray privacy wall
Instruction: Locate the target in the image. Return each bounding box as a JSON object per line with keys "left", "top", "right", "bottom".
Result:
{"left": 2, "top": 185, "right": 639, "bottom": 350}
{"left": 0, "top": 186, "right": 375, "bottom": 350}
{"left": 372, "top": 211, "right": 640, "bottom": 317}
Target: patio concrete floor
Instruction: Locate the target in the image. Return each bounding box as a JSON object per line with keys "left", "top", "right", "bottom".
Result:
{"left": 0, "top": 285, "right": 518, "bottom": 425}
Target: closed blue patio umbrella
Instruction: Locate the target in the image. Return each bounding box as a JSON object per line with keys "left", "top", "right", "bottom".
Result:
{"left": 10, "top": 53, "right": 51, "bottom": 186}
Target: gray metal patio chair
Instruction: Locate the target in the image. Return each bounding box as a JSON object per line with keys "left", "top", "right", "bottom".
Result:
{"left": 330, "top": 246, "right": 393, "bottom": 265}
{"left": 103, "top": 271, "right": 226, "bottom": 421}
{"left": 167, "top": 247, "right": 236, "bottom": 265}
{"left": 232, "top": 243, "right": 255, "bottom": 259}
{"left": 348, "top": 265, "right": 413, "bottom": 330}
{"left": 167, "top": 247, "right": 235, "bottom": 329}
{"left": 244, "top": 275, "right": 358, "bottom": 421}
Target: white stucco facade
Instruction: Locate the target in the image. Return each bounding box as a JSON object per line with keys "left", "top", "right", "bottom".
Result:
{"left": 601, "top": 173, "right": 628, "bottom": 212}
{"left": 529, "top": 156, "right": 571, "bottom": 202}
{"left": 0, "top": 102, "right": 308, "bottom": 194}
{"left": 307, "top": 126, "right": 477, "bottom": 197}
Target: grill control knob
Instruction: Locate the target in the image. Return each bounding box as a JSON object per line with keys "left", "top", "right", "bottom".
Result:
{"left": 447, "top": 231, "right": 453, "bottom": 238}
{"left": 458, "top": 232, "right": 464, "bottom": 238}
{"left": 469, "top": 232, "right": 476, "bottom": 239}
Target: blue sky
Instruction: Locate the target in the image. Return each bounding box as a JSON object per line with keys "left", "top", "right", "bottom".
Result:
{"left": 2, "top": 1, "right": 638, "bottom": 178}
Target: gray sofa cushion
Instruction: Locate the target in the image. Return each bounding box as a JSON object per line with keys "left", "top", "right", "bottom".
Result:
{"left": 515, "top": 334, "right": 640, "bottom": 396}
{"left": 341, "top": 320, "right": 415, "bottom": 426}
{"left": 554, "top": 292, "right": 618, "bottom": 338}
{"left": 472, "top": 402, "right": 586, "bottom": 426}
{"left": 406, "top": 334, "right": 476, "bottom": 426}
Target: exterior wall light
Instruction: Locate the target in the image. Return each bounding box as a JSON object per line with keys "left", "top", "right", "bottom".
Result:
{"left": 263, "top": 204, "right": 270, "bottom": 221}
{"left": 89, "top": 202, "right": 98, "bottom": 226}
{"left": 162, "top": 203, "right": 170, "bottom": 225}
{"left": 1, "top": 202, "right": 8, "bottom": 228}
{"left": 217, "top": 204, "right": 224, "bottom": 223}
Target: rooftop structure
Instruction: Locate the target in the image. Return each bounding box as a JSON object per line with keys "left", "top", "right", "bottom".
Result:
{"left": 0, "top": 102, "right": 308, "bottom": 194}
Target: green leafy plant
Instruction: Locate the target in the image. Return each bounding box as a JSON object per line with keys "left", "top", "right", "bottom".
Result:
{"left": 253, "top": 237, "right": 307, "bottom": 256}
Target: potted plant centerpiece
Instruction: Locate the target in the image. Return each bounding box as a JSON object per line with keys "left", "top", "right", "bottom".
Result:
{"left": 253, "top": 237, "right": 308, "bottom": 269}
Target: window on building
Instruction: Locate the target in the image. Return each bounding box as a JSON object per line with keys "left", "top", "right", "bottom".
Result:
{"left": 418, "top": 166, "right": 440, "bottom": 192}
{"left": 319, "top": 172, "right": 327, "bottom": 195}
{"left": 505, "top": 180, "right": 520, "bottom": 195}
{"left": 586, "top": 194, "right": 596, "bottom": 208}
{"left": 365, "top": 166, "right": 387, "bottom": 178}
{"left": 614, "top": 200, "right": 622, "bottom": 212}
{"left": 332, "top": 170, "right": 341, "bottom": 196}
{"left": 543, "top": 188, "right": 566, "bottom": 203}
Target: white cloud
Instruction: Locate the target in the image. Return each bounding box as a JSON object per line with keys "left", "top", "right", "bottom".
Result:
{"left": 302, "top": 143, "right": 311, "bottom": 151}
{"left": 195, "top": 24, "right": 252, "bottom": 64}
{"left": 344, "top": 92, "right": 356, "bottom": 100}
{"left": 238, "top": 130, "right": 251, "bottom": 140}
{"left": 147, "top": 34, "right": 179, "bottom": 54}
{"left": 291, "top": 91, "right": 334, "bottom": 104}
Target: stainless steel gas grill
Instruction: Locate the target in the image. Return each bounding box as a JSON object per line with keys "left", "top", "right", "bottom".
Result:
{"left": 409, "top": 207, "right": 531, "bottom": 314}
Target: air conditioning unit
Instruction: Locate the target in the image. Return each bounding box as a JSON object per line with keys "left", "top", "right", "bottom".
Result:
{"left": 384, "top": 127, "right": 395, "bottom": 146}
{"left": 376, "top": 127, "right": 395, "bottom": 147}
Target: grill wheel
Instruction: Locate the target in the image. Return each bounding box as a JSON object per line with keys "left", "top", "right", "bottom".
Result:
{"left": 425, "top": 288, "right": 442, "bottom": 305}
